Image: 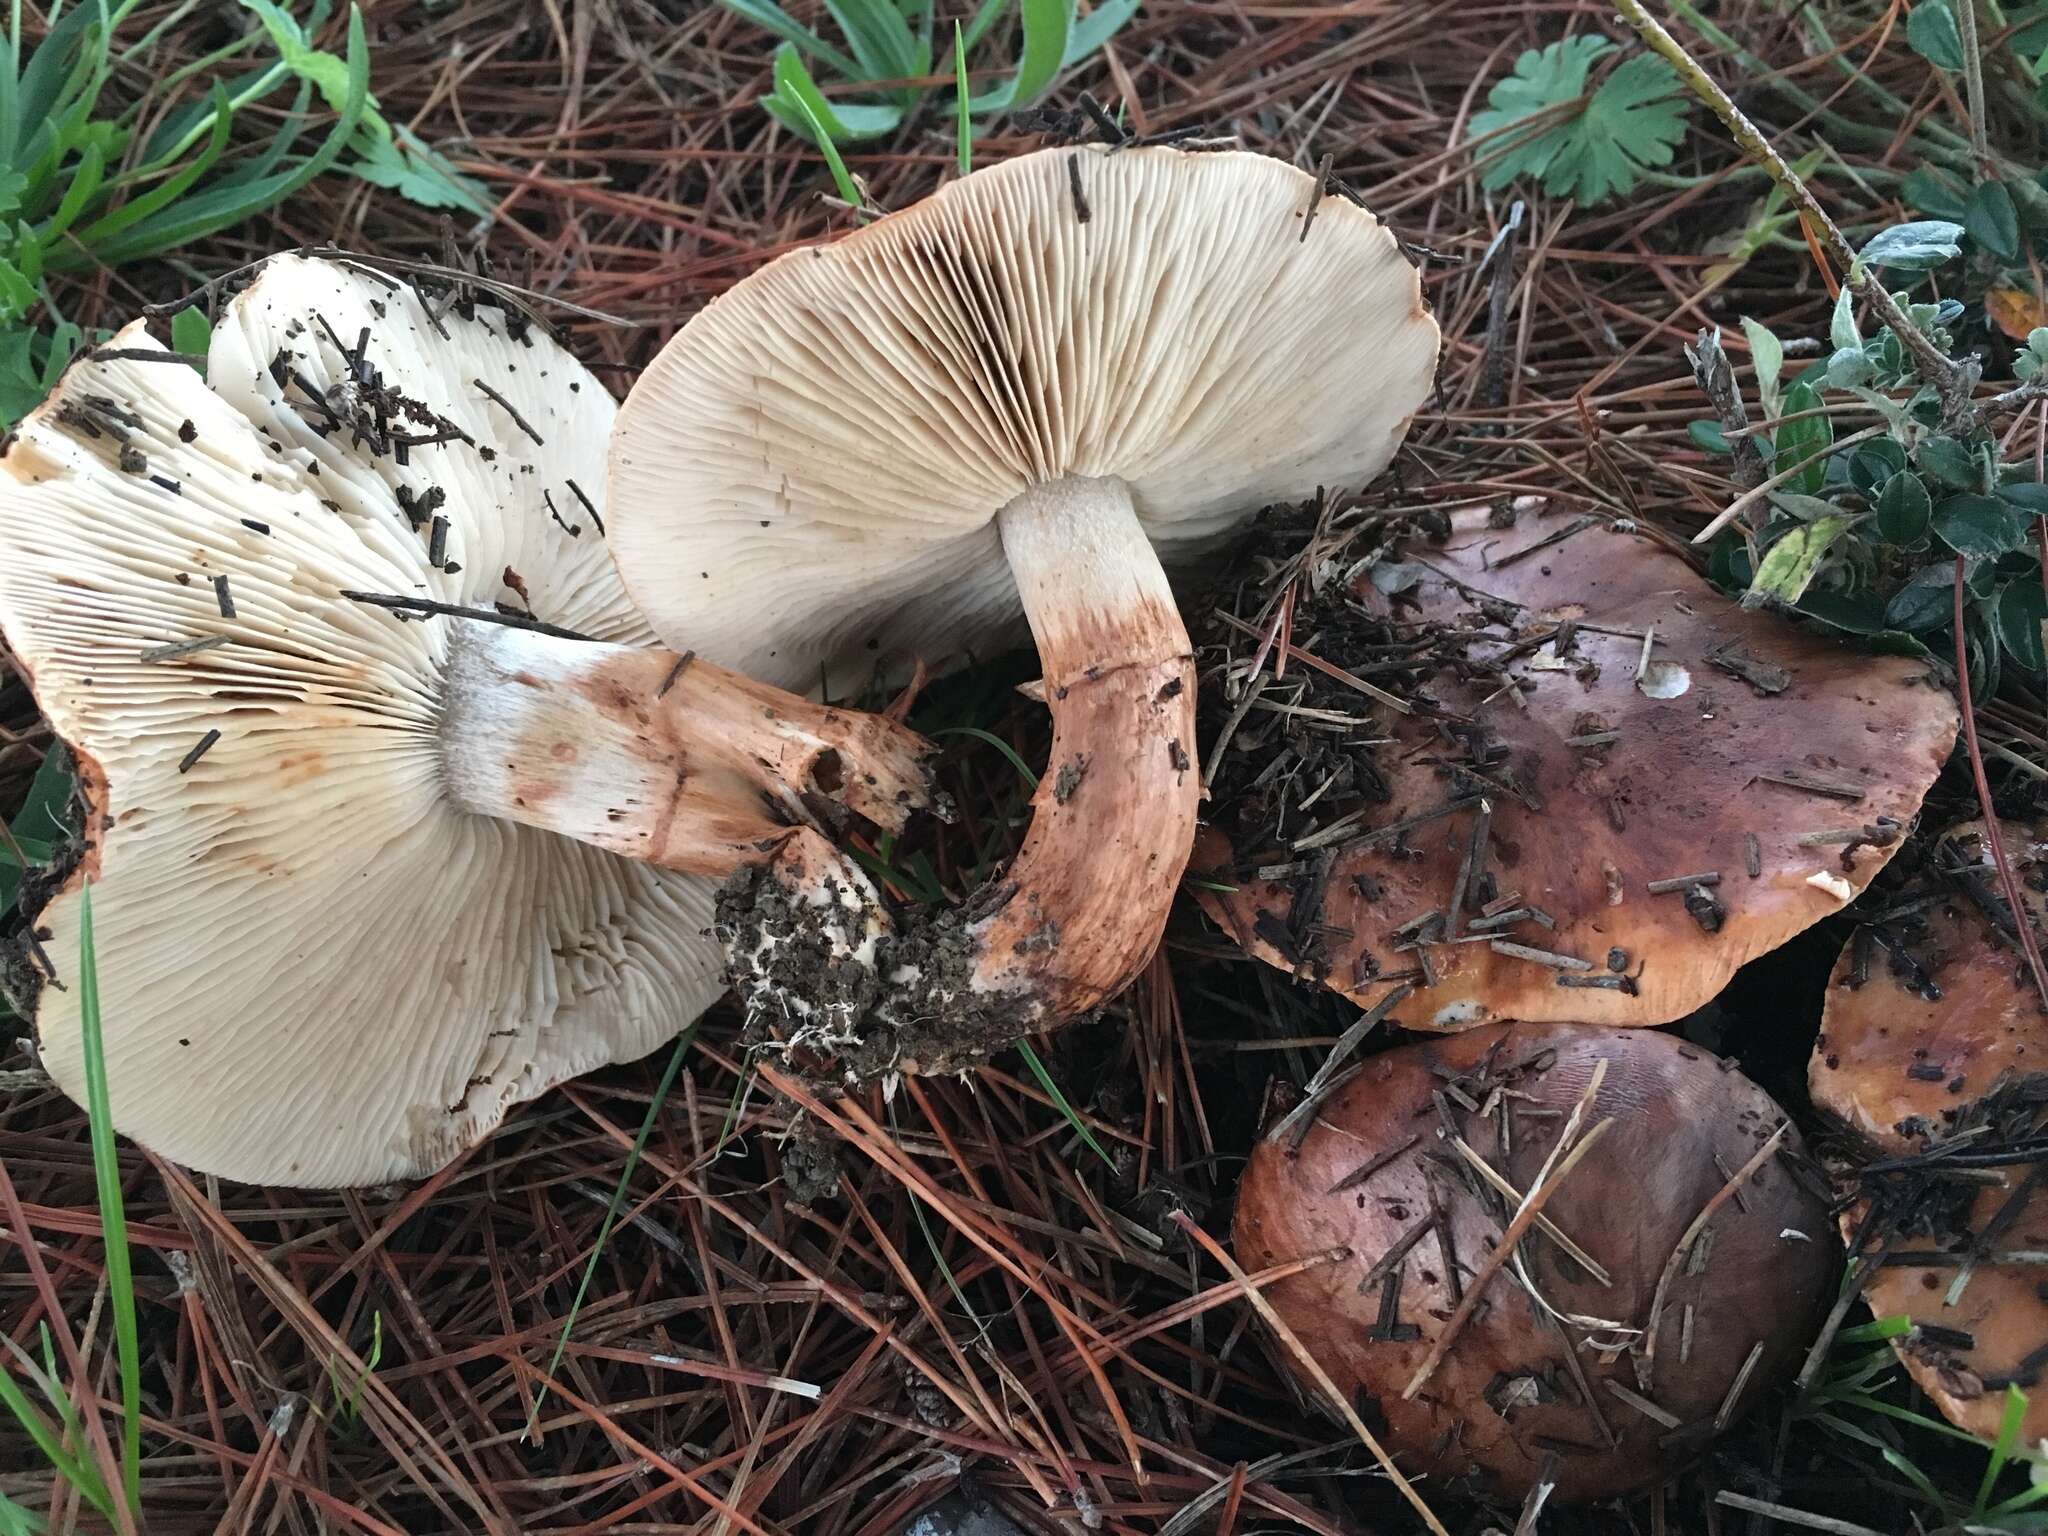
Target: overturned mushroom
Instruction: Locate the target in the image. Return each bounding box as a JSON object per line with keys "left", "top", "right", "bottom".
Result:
{"left": 1235, "top": 1022, "right": 1836, "bottom": 1502}
{"left": 609, "top": 145, "right": 1438, "bottom": 1076}
{"left": 0, "top": 256, "right": 931, "bottom": 1185}
{"left": 1810, "top": 819, "right": 2048, "bottom": 1443}
{"left": 1196, "top": 499, "right": 1958, "bottom": 1031}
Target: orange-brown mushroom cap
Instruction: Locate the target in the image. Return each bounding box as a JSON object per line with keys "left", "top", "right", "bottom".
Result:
{"left": 1234, "top": 1022, "right": 1836, "bottom": 1502}
{"left": 1811, "top": 819, "right": 2048, "bottom": 1444}
{"left": 1196, "top": 501, "right": 1958, "bottom": 1030}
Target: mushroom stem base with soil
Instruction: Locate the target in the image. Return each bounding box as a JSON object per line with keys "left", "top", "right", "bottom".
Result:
{"left": 440, "top": 623, "right": 936, "bottom": 874}
{"left": 722, "top": 475, "right": 1199, "bottom": 1079}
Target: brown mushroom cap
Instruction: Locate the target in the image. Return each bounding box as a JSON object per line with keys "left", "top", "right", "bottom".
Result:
{"left": 1196, "top": 501, "right": 1958, "bottom": 1030}
{"left": 1811, "top": 819, "right": 2048, "bottom": 1443}
{"left": 1234, "top": 1022, "right": 1836, "bottom": 1502}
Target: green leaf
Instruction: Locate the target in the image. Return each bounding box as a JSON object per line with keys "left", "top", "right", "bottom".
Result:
{"left": 170, "top": 305, "right": 210, "bottom": 360}
{"left": 1876, "top": 471, "right": 1933, "bottom": 545}
{"left": 1997, "top": 577, "right": 2048, "bottom": 672}
{"left": 961, "top": 0, "right": 1071, "bottom": 115}
{"left": 1935, "top": 493, "right": 2031, "bottom": 557}
{"left": 1468, "top": 37, "right": 1688, "bottom": 207}
{"left": 1797, "top": 588, "right": 1892, "bottom": 635}
{"left": 1849, "top": 435, "right": 1907, "bottom": 494}
{"left": 1903, "top": 164, "right": 1971, "bottom": 222}
{"left": 1858, "top": 219, "right": 1965, "bottom": 271}
{"left": 1966, "top": 180, "right": 2022, "bottom": 261}
{"left": 1687, "top": 418, "right": 1728, "bottom": 454}
{"left": 1917, "top": 433, "right": 1979, "bottom": 489}
{"left": 1886, "top": 563, "right": 1963, "bottom": 631}
{"left": 1774, "top": 379, "right": 1832, "bottom": 495}
{"left": 1064, "top": 0, "right": 1141, "bottom": 66}
{"left": 718, "top": 0, "right": 862, "bottom": 78}
{"left": 1829, "top": 286, "right": 1861, "bottom": 352}
{"left": 237, "top": 0, "right": 357, "bottom": 112}
{"left": 819, "top": 0, "right": 921, "bottom": 84}
{"left": 769, "top": 48, "right": 867, "bottom": 200}
{"left": 345, "top": 123, "right": 492, "bottom": 215}
{"left": 1741, "top": 315, "right": 1784, "bottom": 422}
{"left": 764, "top": 44, "right": 904, "bottom": 144}
{"left": 1745, "top": 514, "right": 1852, "bottom": 608}
{"left": 0, "top": 257, "right": 33, "bottom": 325}
{"left": 1908, "top": 0, "right": 1966, "bottom": 69}
{"left": 2004, "top": 480, "right": 2048, "bottom": 515}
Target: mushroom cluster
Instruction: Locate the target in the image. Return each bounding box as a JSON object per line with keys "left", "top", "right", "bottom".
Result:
{"left": 0, "top": 255, "right": 933, "bottom": 1185}
{"left": 610, "top": 144, "right": 1439, "bottom": 1080}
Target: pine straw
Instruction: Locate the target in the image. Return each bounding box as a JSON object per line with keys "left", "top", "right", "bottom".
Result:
{"left": 0, "top": 0, "right": 2030, "bottom": 1529}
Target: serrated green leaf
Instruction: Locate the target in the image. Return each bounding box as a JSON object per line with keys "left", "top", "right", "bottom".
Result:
{"left": 1858, "top": 219, "right": 1964, "bottom": 271}
{"left": 346, "top": 124, "right": 491, "bottom": 215}
{"left": 1966, "top": 180, "right": 2022, "bottom": 261}
{"left": 1745, "top": 513, "right": 1852, "bottom": 609}
{"left": 1935, "top": 493, "right": 2031, "bottom": 557}
{"left": 1876, "top": 471, "right": 1932, "bottom": 545}
{"left": 1468, "top": 37, "right": 1688, "bottom": 208}
{"left": 1775, "top": 379, "right": 1832, "bottom": 495}
{"left": 1909, "top": 0, "right": 1966, "bottom": 69}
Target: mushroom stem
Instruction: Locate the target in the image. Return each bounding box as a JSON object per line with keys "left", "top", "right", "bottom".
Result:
{"left": 439, "top": 623, "right": 935, "bottom": 875}
{"left": 976, "top": 475, "right": 1199, "bottom": 1013}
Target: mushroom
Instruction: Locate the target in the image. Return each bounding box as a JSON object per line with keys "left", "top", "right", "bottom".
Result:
{"left": 607, "top": 145, "right": 1439, "bottom": 1075}
{"left": 1195, "top": 499, "right": 1959, "bottom": 1031}
{"left": 1234, "top": 1021, "right": 1836, "bottom": 1502}
{"left": 0, "top": 255, "right": 932, "bottom": 1185}
{"left": 1809, "top": 819, "right": 2048, "bottom": 1443}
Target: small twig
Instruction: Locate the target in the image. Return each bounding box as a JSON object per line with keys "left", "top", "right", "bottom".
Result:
{"left": 1691, "top": 426, "right": 1885, "bottom": 544}
{"left": 1712, "top": 1493, "right": 1885, "bottom": 1536}
{"left": 340, "top": 591, "right": 595, "bottom": 642}
{"left": 1954, "top": 0, "right": 1991, "bottom": 169}
{"left": 1614, "top": 0, "right": 1975, "bottom": 425}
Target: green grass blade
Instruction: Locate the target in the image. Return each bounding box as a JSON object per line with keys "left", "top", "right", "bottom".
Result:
{"left": 1977, "top": 1384, "right": 2032, "bottom": 1517}
{"left": 525, "top": 1021, "right": 696, "bottom": 1439}
{"left": 766, "top": 42, "right": 901, "bottom": 149}
{"left": 72, "top": 82, "right": 232, "bottom": 247}
{"left": 1063, "top": 0, "right": 1138, "bottom": 65}
{"left": 720, "top": 0, "right": 861, "bottom": 77}
{"left": 1831, "top": 1315, "right": 1915, "bottom": 1346}
{"left": 954, "top": 21, "right": 970, "bottom": 174}
{"left": 930, "top": 725, "right": 1039, "bottom": 788}
{"left": 0, "top": 1488, "right": 48, "bottom": 1535}
{"left": 169, "top": 304, "right": 209, "bottom": 360}
{"left": 77, "top": 885, "right": 140, "bottom": 1518}
{"left": 963, "top": 0, "right": 1068, "bottom": 113}
{"left": 957, "top": 0, "right": 1008, "bottom": 55}
{"left": 1014, "top": 1039, "right": 1113, "bottom": 1169}
{"left": 0, "top": 1365, "right": 113, "bottom": 1519}
{"left": 820, "top": 0, "right": 919, "bottom": 83}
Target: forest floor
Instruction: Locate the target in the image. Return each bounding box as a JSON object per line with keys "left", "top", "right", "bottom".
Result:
{"left": 2, "top": 0, "right": 2043, "bottom": 1530}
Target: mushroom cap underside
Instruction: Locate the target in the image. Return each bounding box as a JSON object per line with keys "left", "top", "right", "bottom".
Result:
{"left": 0, "top": 262, "right": 723, "bottom": 1186}
{"left": 608, "top": 145, "right": 1440, "bottom": 693}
